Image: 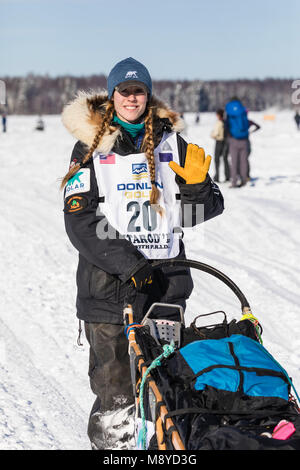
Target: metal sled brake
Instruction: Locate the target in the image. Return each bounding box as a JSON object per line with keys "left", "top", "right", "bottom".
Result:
{"left": 123, "top": 259, "right": 300, "bottom": 451}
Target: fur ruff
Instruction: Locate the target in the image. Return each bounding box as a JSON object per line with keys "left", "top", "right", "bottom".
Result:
{"left": 61, "top": 90, "right": 185, "bottom": 153}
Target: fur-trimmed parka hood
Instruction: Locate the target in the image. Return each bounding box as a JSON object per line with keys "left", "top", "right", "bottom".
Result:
{"left": 61, "top": 90, "right": 185, "bottom": 154}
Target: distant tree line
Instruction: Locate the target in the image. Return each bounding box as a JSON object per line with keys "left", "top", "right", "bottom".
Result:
{"left": 0, "top": 73, "right": 296, "bottom": 115}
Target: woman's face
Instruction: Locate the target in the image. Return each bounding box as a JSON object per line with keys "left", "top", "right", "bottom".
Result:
{"left": 113, "top": 85, "right": 148, "bottom": 123}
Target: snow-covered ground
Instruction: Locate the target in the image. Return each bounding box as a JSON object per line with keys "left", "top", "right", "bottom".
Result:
{"left": 0, "top": 110, "right": 299, "bottom": 450}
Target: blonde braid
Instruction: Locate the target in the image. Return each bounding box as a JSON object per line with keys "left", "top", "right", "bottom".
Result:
{"left": 142, "top": 106, "right": 164, "bottom": 216}
{"left": 60, "top": 100, "right": 115, "bottom": 190}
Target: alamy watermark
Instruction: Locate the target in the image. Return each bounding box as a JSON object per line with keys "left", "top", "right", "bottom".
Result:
{"left": 291, "top": 80, "right": 300, "bottom": 105}
{"left": 95, "top": 203, "right": 205, "bottom": 248}
{"left": 0, "top": 80, "right": 6, "bottom": 105}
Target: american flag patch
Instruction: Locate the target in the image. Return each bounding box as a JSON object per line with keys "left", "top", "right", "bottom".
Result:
{"left": 99, "top": 153, "right": 115, "bottom": 164}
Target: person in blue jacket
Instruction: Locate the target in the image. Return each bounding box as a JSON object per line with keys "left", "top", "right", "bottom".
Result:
{"left": 225, "top": 98, "right": 249, "bottom": 187}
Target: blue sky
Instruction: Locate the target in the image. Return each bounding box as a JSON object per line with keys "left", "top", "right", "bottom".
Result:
{"left": 0, "top": 0, "right": 298, "bottom": 80}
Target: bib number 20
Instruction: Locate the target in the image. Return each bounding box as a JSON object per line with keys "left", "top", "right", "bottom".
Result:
{"left": 127, "top": 201, "right": 157, "bottom": 232}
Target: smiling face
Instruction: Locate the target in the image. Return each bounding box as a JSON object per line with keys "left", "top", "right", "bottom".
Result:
{"left": 113, "top": 84, "right": 148, "bottom": 123}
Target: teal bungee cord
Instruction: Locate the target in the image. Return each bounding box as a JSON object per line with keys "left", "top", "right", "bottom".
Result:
{"left": 138, "top": 342, "right": 175, "bottom": 450}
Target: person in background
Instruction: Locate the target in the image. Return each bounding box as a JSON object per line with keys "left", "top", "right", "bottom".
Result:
{"left": 225, "top": 98, "right": 249, "bottom": 188}
{"left": 35, "top": 115, "right": 45, "bottom": 131}
{"left": 246, "top": 117, "right": 261, "bottom": 179}
{"left": 210, "top": 109, "right": 230, "bottom": 183}
{"left": 2, "top": 113, "right": 7, "bottom": 132}
{"left": 61, "top": 57, "right": 224, "bottom": 449}
{"left": 294, "top": 111, "right": 300, "bottom": 130}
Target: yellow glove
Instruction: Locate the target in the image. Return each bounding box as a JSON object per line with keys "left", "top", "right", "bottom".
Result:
{"left": 169, "top": 144, "right": 212, "bottom": 184}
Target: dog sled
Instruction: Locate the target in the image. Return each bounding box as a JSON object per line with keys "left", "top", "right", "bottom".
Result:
{"left": 123, "top": 259, "right": 300, "bottom": 450}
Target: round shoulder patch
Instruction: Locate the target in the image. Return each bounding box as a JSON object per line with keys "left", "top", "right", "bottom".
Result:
{"left": 65, "top": 195, "right": 88, "bottom": 213}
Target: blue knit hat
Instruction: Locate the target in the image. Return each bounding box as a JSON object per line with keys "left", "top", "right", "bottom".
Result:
{"left": 107, "top": 57, "right": 152, "bottom": 99}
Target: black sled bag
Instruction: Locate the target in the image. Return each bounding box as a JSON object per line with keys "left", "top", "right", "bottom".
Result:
{"left": 135, "top": 326, "right": 300, "bottom": 450}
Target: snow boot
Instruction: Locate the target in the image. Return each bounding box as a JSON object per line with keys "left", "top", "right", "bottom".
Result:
{"left": 89, "top": 404, "right": 135, "bottom": 450}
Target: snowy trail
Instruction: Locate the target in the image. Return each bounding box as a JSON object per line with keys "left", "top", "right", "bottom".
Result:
{"left": 0, "top": 318, "right": 86, "bottom": 450}
{"left": 0, "top": 111, "right": 300, "bottom": 449}
{"left": 0, "top": 116, "right": 93, "bottom": 449}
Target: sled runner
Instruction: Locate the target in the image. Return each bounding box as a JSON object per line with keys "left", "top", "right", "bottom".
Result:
{"left": 123, "top": 259, "right": 300, "bottom": 450}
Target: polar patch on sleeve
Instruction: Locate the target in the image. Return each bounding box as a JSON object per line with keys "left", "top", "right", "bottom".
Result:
{"left": 64, "top": 168, "right": 90, "bottom": 198}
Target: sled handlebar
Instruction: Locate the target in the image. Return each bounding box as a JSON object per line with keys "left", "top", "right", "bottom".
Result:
{"left": 151, "top": 258, "right": 251, "bottom": 313}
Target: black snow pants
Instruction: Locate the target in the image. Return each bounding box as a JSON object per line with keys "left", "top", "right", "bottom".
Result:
{"left": 214, "top": 140, "right": 230, "bottom": 182}
{"left": 84, "top": 322, "right": 134, "bottom": 447}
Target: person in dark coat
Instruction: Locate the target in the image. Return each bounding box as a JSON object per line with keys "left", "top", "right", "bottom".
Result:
{"left": 61, "top": 57, "right": 224, "bottom": 449}
{"left": 35, "top": 115, "right": 45, "bottom": 131}
{"left": 210, "top": 109, "right": 230, "bottom": 182}
{"left": 246, "top": 118, "right": 261, "bottom": 179}
{"left": 2, "top": 113, "right": 7, "bottom": 132}
{"left": 295, "top": 111, "right": 300, "bottom": 130}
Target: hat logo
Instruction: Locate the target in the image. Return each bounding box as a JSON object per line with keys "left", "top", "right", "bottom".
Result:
{"left": 125, "top": 71, "right": 138, "bottom": 79}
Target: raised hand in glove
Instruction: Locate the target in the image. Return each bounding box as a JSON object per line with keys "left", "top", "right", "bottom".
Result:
{"left": 169, "top": 143, "right": 212, "bottom": 184}
{"left": 131, "top": 263, "right": 153, "bottom": 292}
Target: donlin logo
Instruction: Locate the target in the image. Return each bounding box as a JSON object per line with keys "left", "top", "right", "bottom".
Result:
{"left": 132, "top": 163, "right": 147, "bottom": 174}
{"left": 132, "top": 163, "right": 148, "bottom": 180}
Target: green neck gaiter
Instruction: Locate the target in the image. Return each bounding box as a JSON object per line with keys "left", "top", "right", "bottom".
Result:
{"left": 113, "top": 114, "right": 145, "bottom": 138}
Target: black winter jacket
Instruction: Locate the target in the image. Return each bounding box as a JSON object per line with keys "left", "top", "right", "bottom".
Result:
{"left": 62, "top": 93, "right": 224, "bottom": 324}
